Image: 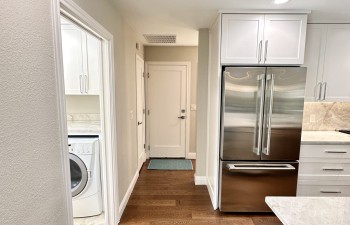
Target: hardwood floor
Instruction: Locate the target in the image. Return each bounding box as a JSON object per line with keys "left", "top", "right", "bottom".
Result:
{"left": 119, "top": 160, "right": 282, "bottom": 225}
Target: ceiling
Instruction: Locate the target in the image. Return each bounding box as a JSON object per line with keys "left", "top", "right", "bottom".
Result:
{"left": 112, "top": 0, "right": 350, "bottom": 46}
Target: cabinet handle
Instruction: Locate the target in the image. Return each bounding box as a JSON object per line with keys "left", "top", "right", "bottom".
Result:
{"left": 325, "top": 150, "right": 348, "bottom": 154}
{"left": 258, "top": 40, "right": 263, "bottom": 63}
{"left": 79, "top": 75, "right": 83, "bottom": 94}
{"left": 84, "top": 75, "right": 88, "bottom": 94}
{"left": 322, "top": 168, "right": 344, "bottom": 171}
{"left": 264, "top": 40, "right": 268, "bottom": 63}
{"left": 322, "top": 82, "right": 327, "bottom": 100}
{"left": 320, "top": 190, "right": 341, "bottom": 194}
{"left": 315, "top": 82, "right": 322, "bottom": 101}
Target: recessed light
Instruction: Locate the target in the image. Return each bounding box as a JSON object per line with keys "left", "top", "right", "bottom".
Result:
{"left": 273, "top": 0, "right": 289, "bottom": 4}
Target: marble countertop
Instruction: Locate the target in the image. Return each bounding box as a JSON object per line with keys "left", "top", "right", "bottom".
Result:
{"left": 266, "top": 197, "right": 350, "bottom": 225}
{"left": 67, "top": 120, "right": 101, "bottom": 135}
{"left": 301, "top": 131, "right": 350, "bottom": 145}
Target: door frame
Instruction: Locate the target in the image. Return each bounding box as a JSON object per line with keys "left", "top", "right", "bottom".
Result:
{"left": 52, "top": 0, "right": 119, "bottom": 224}
{"left": 135, "top": 54, "right": 146, "bottom": 171}
{"left": 145, "top": 61, "right": 191, "bottom": 159}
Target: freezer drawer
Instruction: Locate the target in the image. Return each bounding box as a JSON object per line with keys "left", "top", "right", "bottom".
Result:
{"left": 220, "top": 161, "right": 298, "bottom": 212}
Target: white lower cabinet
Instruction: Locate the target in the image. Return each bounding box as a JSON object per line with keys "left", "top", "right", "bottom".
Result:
{"left": 297, "top": 144, "right": 350, "bottom": 196}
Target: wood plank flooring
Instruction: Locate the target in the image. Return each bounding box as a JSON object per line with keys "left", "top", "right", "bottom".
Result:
{"left": 119, "top": 160, "right": 282, "bottom": 225}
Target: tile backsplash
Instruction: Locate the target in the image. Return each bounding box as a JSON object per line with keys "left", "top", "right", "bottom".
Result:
{"left": 303, "top": 102, "right": 350, "bottom": 131}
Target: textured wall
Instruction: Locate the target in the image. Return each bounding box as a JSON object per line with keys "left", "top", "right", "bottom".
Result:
{"left": 0, "top": 0, "right": 68, "bottom": 224}
{"left": 195, "top": 29, "right": 209, "bottom": 176}
{"left": 71, "top": 0, "right": 144, "bottom": 204}
{"left": 303, "top": 102, "right": 350, "bottom": 130}
{"left": 144, "top": 46, "right": 198, "bottom": 154}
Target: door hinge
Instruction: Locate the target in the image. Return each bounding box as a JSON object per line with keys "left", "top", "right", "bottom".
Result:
{"left": 147, "top": 110, "right": 150, "bottom": 115}
{"left": 148, "top": 145, "right": 150, "bottom": 150}
{"left": 147, "top": 73, "right": 150, "bottom": 78}
{"left": 144, "top": 144, "right": 145, "bottom": 149}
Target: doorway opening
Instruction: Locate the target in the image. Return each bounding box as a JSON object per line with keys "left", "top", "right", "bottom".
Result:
{"left": 52, "top": 0, "right": 119, "bottom": 224}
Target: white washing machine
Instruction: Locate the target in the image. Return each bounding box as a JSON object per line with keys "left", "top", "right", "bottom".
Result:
{"left": 68, "top": 136, "right": 103, "bottom": 218}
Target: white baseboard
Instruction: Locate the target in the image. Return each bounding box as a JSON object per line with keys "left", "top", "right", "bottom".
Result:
{"left": 194, "top": 175, "right": 207, "bottom": 185}
{"left": 207, "top": 178, "right": 218, "bottom": 210}
{"left": 118, "top": 170, "right": 139, "bottom": 218}
{"left": 187, "top": 152, "right": 196, "bottom": 159}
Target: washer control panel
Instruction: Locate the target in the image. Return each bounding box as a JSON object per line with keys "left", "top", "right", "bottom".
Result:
{"left": 68, "top": 138, "right": 99, "bottom": 155}
{"left": 69, "top": 143, "right": 93, "bottom": 155}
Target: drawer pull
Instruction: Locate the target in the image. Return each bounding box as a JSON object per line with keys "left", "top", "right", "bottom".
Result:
{"left": 322, "top": 168, "right": 344, "bottom": 171}
{"left": 325, "top": 150, "right": 348, "bottom": 154}
{"left": 320, "top": 190, "right": 341, "bottom": 194}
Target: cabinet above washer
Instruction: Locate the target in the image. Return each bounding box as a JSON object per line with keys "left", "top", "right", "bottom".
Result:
{"left": 61, "top": 18, "right": 101, "bottom": 95}
{"left": 220, "top": 12, "right": 308, "bottom": 65}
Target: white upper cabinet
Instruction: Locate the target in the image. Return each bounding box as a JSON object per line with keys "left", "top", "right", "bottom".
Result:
{"left": 61, "top": 21, "right": 101, "bottom": 95}
{"left": 221, "top": 14, "right": 265, "bottom": 64}
{"left": 264, "top": 14, "right": 307, "bottom": 65}
{"left": 221, "top": 13, "right": 308, "bottom": 65}
{"left": 322, "top": 24, "right": 350, "bottom": 102}
{"left": 61, "top": 25, "right": 84, "bottom": 95}
{"left": 303, "top": 24, "right": 350, "bottom": 102}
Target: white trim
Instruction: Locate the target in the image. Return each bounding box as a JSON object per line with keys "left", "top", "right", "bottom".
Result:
{"left": 135, "top": 54, "right": 146, "bottom": 172}
{"left": 145, "top": 61, "right": 191, "bottom": 159}
{"left": 194, "top": 176, "right": 207, "bottom": 185}
{"left": 207, "top": 177, "right": 218, "bottom": 209}
{"left": 219, "top": 9, "right": 312, "bottom": 14}
{"left": 118, "top": 171, "right": 139, "bottom": 218}
{"left": 187, "top": 152, "right": 196, "bottom": 159}
{"left": 51, "top": 1, "right": 73, "bottom": 225}
{"left": 56, "top": 0, "right": 119, "bottom": 224}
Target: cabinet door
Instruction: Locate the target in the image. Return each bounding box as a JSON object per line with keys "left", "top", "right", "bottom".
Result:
{"left": 322, "top": 24, "right": 350, "bottom": 102}
{"left": 221, "top": 14, "right": 264, "bottom": 64}
{"left": 303, "top": 24, "right": 327, "bottom": 102}
{"left": 264, "top": 14, "right": 307, "bottom": 65}
{"left": 85, "top": 33, "right": 101, "bottom": 95}
{"left": 61, "top": 25, "right": 84, "bottom": 95}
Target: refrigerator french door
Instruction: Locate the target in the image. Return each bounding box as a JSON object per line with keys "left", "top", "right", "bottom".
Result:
{"left": 219, "top": 67, "right": 306, "bottom": 212}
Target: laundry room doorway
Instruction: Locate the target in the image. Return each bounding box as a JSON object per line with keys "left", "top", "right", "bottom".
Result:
{"left": 52, "top": 0, "right": 119, "bottom": 225}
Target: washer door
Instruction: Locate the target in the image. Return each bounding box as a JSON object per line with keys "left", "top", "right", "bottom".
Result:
{"left": 69, "top": 153, "right": 88, "bottom": 197}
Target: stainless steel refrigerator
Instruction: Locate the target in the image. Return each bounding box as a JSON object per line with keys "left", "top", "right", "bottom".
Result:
{"left": 219, "top": 67, "right": 306, "bottom": 212}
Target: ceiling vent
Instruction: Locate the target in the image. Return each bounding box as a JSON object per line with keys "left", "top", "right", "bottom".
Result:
{"left": 143, "top": 34, "right": 177, "bottom": 44}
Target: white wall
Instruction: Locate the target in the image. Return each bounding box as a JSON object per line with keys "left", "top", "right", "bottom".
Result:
{"left": 0, "top": 1, "right": 68, "bottom": 224}
{"left": 66, "top": 95, "right": 100, "bottom": 114}
{"left": 144, "top": 46, "right": 198, "bottom": 154}
{"left": 71, "top": 0, "right": 144, "bottom": 205}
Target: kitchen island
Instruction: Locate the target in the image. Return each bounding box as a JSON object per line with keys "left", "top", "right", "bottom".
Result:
{"left": 266, "top": 197, "right": 350, "bottom": 225}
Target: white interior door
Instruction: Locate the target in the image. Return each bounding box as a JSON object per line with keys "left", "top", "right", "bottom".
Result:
{"left": 136, "top": 55, "right": 146, "bottom": 170}
{"left": 147, "top": 63, "right": 187, "bottom": 158}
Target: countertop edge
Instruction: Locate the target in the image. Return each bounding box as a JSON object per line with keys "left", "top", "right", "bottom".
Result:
{"left": 265, "top": 197, "right": 288, "bottom": 225}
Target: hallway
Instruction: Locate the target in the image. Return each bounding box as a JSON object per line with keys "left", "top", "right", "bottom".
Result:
{"left": 119, "top": 160, "right": 282, "bottom": 225}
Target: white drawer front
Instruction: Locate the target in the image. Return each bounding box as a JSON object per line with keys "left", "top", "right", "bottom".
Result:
{"left": 297, "top": 184, "right": 350, "bottom": 197}
{"left": 300, "top": 144, "right": 350, "bottom": 159}
{"left": 299, "top": 162, "right": 350, "bottom": 176}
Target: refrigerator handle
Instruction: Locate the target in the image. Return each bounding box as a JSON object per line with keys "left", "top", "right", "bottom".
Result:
{"left": 264, "top": 74, "right": 274, "bottom": 156}
{"left": 255, "top": 74, "right": 265, "bottom": 156}
{"left": 227, "top": 163, "right": 295, "bottom": 171}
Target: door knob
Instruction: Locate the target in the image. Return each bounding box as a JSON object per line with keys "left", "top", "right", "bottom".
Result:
{"left": 137, "top": 121, "right": 142, "bottom": 125}
{"left": 178, "top": 116, "right": 186, "bottom": 119}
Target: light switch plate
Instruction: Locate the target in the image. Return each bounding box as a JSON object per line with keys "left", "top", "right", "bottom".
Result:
{"left": 190, "top": 104, "right": 197, "bottom": 111}
{"left": 129, "top": 110, "right": 134, "bottom": 120}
